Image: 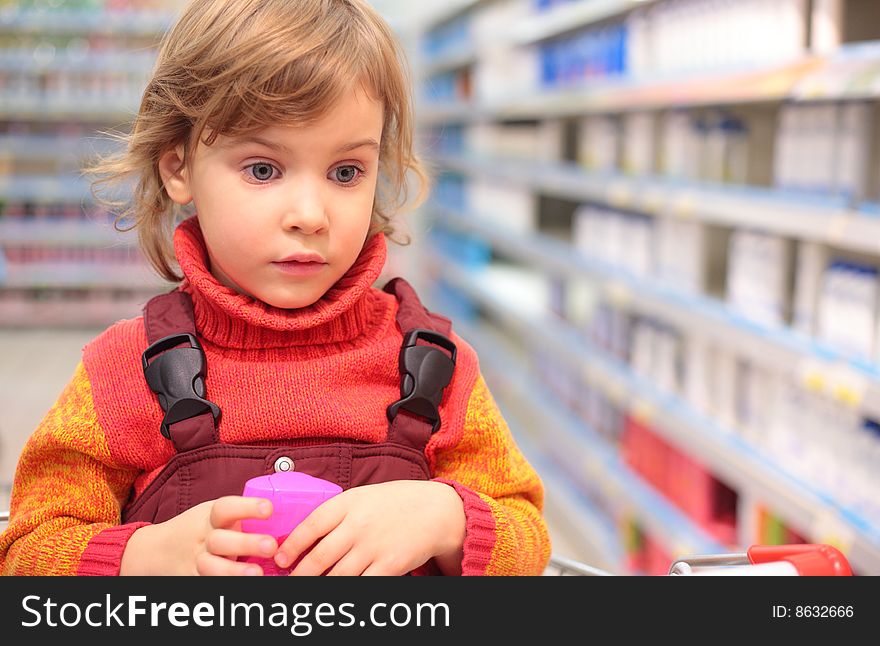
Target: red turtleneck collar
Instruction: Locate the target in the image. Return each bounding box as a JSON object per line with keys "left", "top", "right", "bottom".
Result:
{"left": 173, "top": 216, "right": 392, "bottom": 350}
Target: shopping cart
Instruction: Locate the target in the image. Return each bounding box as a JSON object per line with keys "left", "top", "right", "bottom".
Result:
{"left": 545, "top": 554, "right": 615, "bottom": 576}
{"left": 547, "top": 544, "right": 853, "bottom": 576}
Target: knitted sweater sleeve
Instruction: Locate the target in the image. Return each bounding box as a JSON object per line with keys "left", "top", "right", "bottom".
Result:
{"left": 431, "top": 373, "right": 551, "bottom": 576}
{"left": 0, "top": 361, "right": 146, "bottom": 575}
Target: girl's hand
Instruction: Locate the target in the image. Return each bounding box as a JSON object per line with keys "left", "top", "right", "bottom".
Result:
{"left": 120, "top": 496, "right": 279, "bottom": 575}
{"left": 274, "top": 480, "right": 466, "bottom": 576}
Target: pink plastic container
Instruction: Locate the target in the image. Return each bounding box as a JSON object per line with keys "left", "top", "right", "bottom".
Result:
{"left": 241, "top": 471, "right": 342, "bottom": 575}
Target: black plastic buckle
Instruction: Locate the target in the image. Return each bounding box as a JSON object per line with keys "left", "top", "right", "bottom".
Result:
{"left": 386, "top": 329, "right": 457, "bottom": 434}
{"left": 141, "top": 333, "right": 220, "bottom": 439}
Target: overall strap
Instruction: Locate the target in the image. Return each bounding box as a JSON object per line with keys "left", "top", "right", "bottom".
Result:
{"left": 142, "top": 290, "right": 220, "bottom": 452}
{"left": 385, "top": 277, "right": 452, "bottom": 337}
{"left": 383, "top": 278, "right": 457, "bottom": 451}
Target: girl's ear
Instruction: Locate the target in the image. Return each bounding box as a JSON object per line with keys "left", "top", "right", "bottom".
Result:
{"left": 158, "top": 144, "right": 193, "bottom": 205}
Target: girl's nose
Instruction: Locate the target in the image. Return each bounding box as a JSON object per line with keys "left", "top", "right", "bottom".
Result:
{"left": 281, "top": 177, "right": 328, "bottom": 234}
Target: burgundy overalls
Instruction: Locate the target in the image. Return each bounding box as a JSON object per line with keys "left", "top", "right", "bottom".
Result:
{"left": 123, "top": 278, "right": 457, "bottom": 525}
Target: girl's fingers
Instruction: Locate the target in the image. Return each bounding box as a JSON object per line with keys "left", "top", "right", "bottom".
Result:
{"left": 209, "top": 496, "right": 272, "bottom": 529}
{"left": 205, "top": 528, "right": 277, "bottom": 559}
{"left": 276, "top": 503, "right": 343, "bottom": 568}
{"left": 361, "top": 562, "right": 397, "bottom": 576}
{"left": 324, "top": 548, "right": 370, "bottom": 576}
{"left": 196, "top": 551, "right": 264, "bottom": 576}
{"left": 286, "top": 526, "right": 354, "bottom": 576}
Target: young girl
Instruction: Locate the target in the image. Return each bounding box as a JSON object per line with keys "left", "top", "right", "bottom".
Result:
{"left": 0, "top": 0, "right": 550, "bottom": 576}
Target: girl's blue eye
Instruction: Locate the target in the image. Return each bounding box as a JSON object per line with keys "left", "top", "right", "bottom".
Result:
{"left": 333, "top": 165, "right": 362, "bottom": 184}
{"left": 248, "top": 163, "right": 276, "bottom": 181}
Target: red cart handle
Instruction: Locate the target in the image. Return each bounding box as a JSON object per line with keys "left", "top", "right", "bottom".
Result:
{"left": 747, "top": 544, "right": 852, "bottom": 576}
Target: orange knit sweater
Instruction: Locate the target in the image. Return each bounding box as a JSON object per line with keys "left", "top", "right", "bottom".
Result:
{"left": 0, "top": 217, "right": 550, "bottom": 576}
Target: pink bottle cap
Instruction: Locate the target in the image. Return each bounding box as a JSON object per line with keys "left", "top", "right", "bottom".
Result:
{"left": 241, "top": 471, "right": 342, "bottom": 540}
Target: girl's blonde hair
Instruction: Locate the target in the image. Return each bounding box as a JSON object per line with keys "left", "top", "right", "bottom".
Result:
{"left": 90, "top": 0, "right": 429, "bottom": 282}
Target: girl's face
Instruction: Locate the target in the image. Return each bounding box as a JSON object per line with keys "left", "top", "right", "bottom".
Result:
{"left": 160, "top": 84, "right": 384, "bottom": 309}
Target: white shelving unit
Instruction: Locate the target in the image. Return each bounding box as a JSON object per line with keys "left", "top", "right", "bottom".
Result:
{"left": 454, "top": 316, "right": 729, "bottom": 564}
{"left": 431, "top": 153, "right": 880, "bottom": 255}
{"left": 419, "top": 56, "right": 824, "bottom": 123}
{"left": 430, "top": 238, "right": 880, "bottom": 574}
{"left": 433, "top": 155, "right": 880, "bottom": 254}
{"left": 435, "top": 204, "right": 880, "bottom": 420}
{"left": 413, "top": 0, "right": 880, "bottom": 574}
{"left": 417, "top": 2, "right": 880, "bottom": 124}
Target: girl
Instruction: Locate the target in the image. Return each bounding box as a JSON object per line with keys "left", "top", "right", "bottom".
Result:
{"left": 0, "top": 0, "right": 550, "bottom": 576}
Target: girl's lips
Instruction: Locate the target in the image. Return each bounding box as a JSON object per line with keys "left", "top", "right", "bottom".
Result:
{"left": 272, "top": 260, "right": 327, "bottom": 276}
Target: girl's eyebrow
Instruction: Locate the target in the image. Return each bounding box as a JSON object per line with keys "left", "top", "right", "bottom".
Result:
{"left": 218, "top": 135, "right": 289, "bottom": 153}
{"left": 335, "top": 138, "right": 380, "bottom": 153}
{"left": 222, "top": 136, "right": 379, "bottom": 154}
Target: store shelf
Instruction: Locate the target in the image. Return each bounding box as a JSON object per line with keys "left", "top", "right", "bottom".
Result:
{"left": 0, "top": 174, "right": 94, "bottom": 203}
{"left": 452, "top": 314, "right": 726, "bottom": 561}
{"left": 0, "top": 218, "right": 135, "bottom": 248}
{"left": 2, "top": 263, "right": 167, "bottom": 290}
{"left": 421, "top": 44, "right": 479, "bottom": 77}
{"left": 790, "top": 41, "right": 880, "bottom": 101}
{"left": 453, "top": 317, "right": 625, "bottom": 572}
{"left": 0, "top": 297, "right": 149, "bottom": 328}
{"left": 417, "top": 0, "right": 484, "bottom": 31}
{"left": 418, "top": 56, "right": 823, "bottom": 124}
{"left": 0, "top": 135, "right": 120, "bottom": 160}
{"left": 0, "top": 3, "right": 171, "bottom": 331}
{"left": 413, "top": 0, "right": 880, "bottom": 580}
{"left": 510, "top": 0, "right": 657, "bottom": 46}
{"left": 429, "top": 248, "right": 880, "bottom": 575}
{"left": 0, "top": 98, "right": 138, "bottom": 121}
{"left": 417, "top": 6, "right": 880, "bottom": 123}
{"left": 432, "top": 152, "right": 880, "bottom": 256}
{"left": 0, "top": 51, "right": 155, "bottom": 74}
{"left": 529, "top": 454, "right": 625, "bottom": 573}
{"left": 499, "top": 409, "right": 626, "bottom": 573}
{"left": 0, "top": 9, "right": 175, "bottom": 36}
{"left": 433, "top": 204, "right": 880, "bottom": 420}
{"left": 417, "top": 100, "right": 484, "bottom": 124}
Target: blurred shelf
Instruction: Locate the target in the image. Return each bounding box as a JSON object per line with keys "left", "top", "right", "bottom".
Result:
{"left": 453, "top": 314, "right": 725, "bottom": 561}
{"left": 429, "top": 248, "right": 880, "bottom": 575}
{"left": 790, "top": 41, "right": 880, "bottom": 101}
{"left": 417, "top": 0, "right": 484, "bottom": 31}
{"left": 0, "top": 51, "right": 155, "bottom": 74}
{"left": 502, "top": 409, "right": 625, "bottom": 574}
{"left": 432, "top": 152, "right": 880, "bottom": 256}
{"left": 0, "top": 174, "right": 94, "bottom": 203}
{"left": 529, "top": 453, "right": 624, "bottom": 574}
{"left": 0, "top": 8, "right": 175, "bottom": 36}
{"left": 418, "top": 57, "right": 824, "bottom": 124}
{"left": 0, "top": 134, "right": 120, "bottom": 160}
{"left": 421, "top": 44, "right": 479, "bottom": 77}
{"left": 0, "top": 98, "right": 138, "bottom": 122}
{"left": 0, "top": 218, "right": 135, "bottom": 247}
{"left": 433, "top": 203, "right": 880, "bottom": 421}
{"left": 0, "top": 297, "right": 149, "bottom": 328}
{"left": 418, "top": 42, "right": 880, "bottom": 124}
{"left": 417, "top": 100, "right": 484, "bottom": 124}
{"left": 511, "top": 0, "right": 657, "bottom": 46}
{"left": 2, "top": 262, "right": 168, "bottom": 290}
{"left": 450, "top": 315, "right": 625, "bottom": 573}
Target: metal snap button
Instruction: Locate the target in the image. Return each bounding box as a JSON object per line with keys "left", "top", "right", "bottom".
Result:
{"left": 273, "top": 456, "right": 294, "bottom": 473}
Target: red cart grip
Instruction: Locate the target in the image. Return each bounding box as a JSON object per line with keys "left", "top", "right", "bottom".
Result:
{"left": 747, "top": 544, "right": 852, "bottom": 576}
